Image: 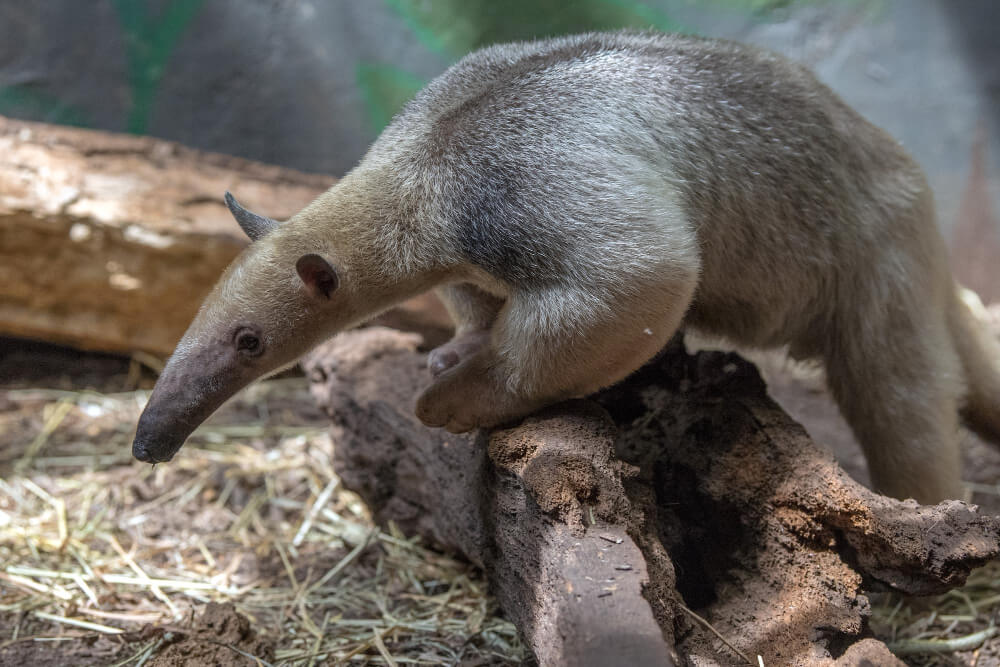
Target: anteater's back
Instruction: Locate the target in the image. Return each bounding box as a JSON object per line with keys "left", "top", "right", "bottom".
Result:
{"left": 369, "top": 32, "right": 935, "bottom": 351}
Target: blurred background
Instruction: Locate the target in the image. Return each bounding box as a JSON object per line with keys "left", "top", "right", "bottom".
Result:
{"left": 1, "top": 2, "right": 999, "bottom": 665}
{"left": 1, "top": 0, "right": 998, "bottom": 243}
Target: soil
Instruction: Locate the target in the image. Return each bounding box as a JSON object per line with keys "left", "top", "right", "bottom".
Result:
{"left": 0, "top": 625, "right": 134, "bottom": 667}
{"left": 146, "top": 603, "right": 274, "bottom": 667}
{"left": 0, "top": 604, "right": 271, "bottom": 667}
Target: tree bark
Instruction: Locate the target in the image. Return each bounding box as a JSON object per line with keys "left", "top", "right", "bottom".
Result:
{"left": 304, "top": 327, "right": 999, "bottom": 666}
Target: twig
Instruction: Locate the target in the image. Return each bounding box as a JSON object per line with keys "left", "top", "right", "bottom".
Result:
{"left": 202, "top": 638, "right": 276, "bottom": 667}
{"left": 679, "top": 603, "right": 754, "bottom": 666}
{"left": 33, "top": 611, "right": 124, "bottom": 634}
{"left": 372, "top": 626, "right": 399, "bottom": 667}
{"left": 292, "top": 477, "right": 339, "bottom": 547}
{"left": 0, "top": 572, "right": 73, "bottom": 601}
{"left": 16, "top": 399, "right": 74, "bottom": 473}
{"left": 308, "top": 527, "right": 377, "bottom": 592}
{"left": 888, "top": 626, "right": 998, "bottom": 656}
{"left": 306, "top": 612, "right": 331, "bottom": 667}
{"left": 107, "top": 639, "right": 159, "bottom": 667}
{"left": 21, "top": 479, "right": 68, "bottom": 548}
{"left": 103, "top": 534, "right": 180, "bottom": 618}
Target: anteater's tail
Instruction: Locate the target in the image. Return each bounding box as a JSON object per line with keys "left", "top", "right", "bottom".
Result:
{"left": 951, "top": 288, "right": 1000, "bottom": 444}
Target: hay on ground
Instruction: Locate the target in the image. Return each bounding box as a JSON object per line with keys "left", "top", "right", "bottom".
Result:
{"left": 0, "top": 377, "right": 522, "bottom": 665}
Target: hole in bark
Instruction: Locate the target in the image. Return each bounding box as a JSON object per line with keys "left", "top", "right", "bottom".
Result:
{"left": 651, "top": 461, "right": 749, "bottom": 610}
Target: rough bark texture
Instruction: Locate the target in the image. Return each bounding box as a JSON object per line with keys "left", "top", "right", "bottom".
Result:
{"left": 304, "top": 327, "right": 1000, "bottom": 667}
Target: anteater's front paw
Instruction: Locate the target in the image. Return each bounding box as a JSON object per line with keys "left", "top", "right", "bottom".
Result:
{"left": 415, "top": 357, "right": 517, "bottom": 433}
{"left": 427, "top": 330, "right": 491, "bottom": 377}
{"left": 415, "top": 385, "right": 480, "bottom": 433}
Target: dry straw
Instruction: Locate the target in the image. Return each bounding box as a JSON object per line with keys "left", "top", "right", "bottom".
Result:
{"left": 0, "top": 378, "right": 522, "bottom": 664}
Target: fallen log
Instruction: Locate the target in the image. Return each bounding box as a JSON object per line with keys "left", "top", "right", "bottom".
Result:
{"left": 0, "top": 116, "right": 453, "bottom": 356}
{"left": 0, "top": 115, "right": 332, "bottom": 355}
{"left": 304, "top": 328, "right": 1000, "bottom": 666}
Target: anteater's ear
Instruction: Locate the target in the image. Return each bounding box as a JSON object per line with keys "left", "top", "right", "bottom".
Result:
{"left": 225, "top": 191, "right": 279, "bottom": 241}
{"left": 295, "top": 254, "right": 338, "bottom": 299}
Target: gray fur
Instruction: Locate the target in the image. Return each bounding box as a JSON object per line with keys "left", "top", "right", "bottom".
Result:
{"left": 134, "top": 31, "right": 1000, "bottom": 504}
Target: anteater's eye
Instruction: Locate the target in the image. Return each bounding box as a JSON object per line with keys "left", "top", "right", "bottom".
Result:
{"left": 234, "top": 328, "right": 264, "bottom": 357}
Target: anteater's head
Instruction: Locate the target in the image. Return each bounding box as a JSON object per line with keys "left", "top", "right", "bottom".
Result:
{"left": 132, "top": 192, "right": 351, "bottom": 463}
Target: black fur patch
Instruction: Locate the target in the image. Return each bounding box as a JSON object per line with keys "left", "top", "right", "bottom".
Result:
{"left": 454, "top": 159, "right": 565, "bottom": 288}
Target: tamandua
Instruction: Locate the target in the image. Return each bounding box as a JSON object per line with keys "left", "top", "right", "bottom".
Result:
{"left": 132, "top": 32, "right": 1000, "bottom": 504}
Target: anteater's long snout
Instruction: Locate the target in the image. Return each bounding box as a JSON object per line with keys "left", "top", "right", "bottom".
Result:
{"left": 132, "top": 406, "right": 188, "bottom": 463}
{"left": 132, "top": 437, "right": 179, "bottom": 463}
{"left": 132, "top": 394, "right": 205, "bottom": 463}
{"left": 131, "top": 347, "right": 242, "bottom": 464}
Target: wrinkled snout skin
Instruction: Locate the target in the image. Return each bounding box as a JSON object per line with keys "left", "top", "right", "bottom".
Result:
{"left": 132, "top": 343, "right": 255, "bottom": 463}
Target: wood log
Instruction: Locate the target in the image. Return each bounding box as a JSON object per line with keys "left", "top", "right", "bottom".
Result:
{"left": 0, "top": 116, "right": 453, "bottom": 356}
{"left": 0, "top": 115, "right": 332, "bottom": 355}
{"left": 304, "top": 329, "right": 677, "bottom": 665}
{"left": 304, "top": 328, "right": 1000, "bottom": 666}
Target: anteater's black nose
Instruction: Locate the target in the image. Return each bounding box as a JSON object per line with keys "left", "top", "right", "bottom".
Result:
{"left": 132, "top": 438, "right": 174, "bottom": 463}
{"left": 132, "top": 440, "right": 156, "bottom": 463}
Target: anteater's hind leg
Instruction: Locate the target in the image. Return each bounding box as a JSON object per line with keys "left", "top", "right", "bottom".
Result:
{"left": 428, "top": 283, "right": 504, "bottom": 376}
{"left": 823, "top": 297, "right": 965, "bottom": 503}
{"left": 416, "top": 266, "right": 699, "bottom": 434}
{"left": 950, "top": 291, "right": 1000, "bottom": 445}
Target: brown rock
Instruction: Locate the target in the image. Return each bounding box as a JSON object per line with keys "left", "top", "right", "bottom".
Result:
{"left": 304, "top": 328, "right": 1000, "bottom": 666}
{"left": 306, "top": 329, "right": 677, "bottom": 666}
